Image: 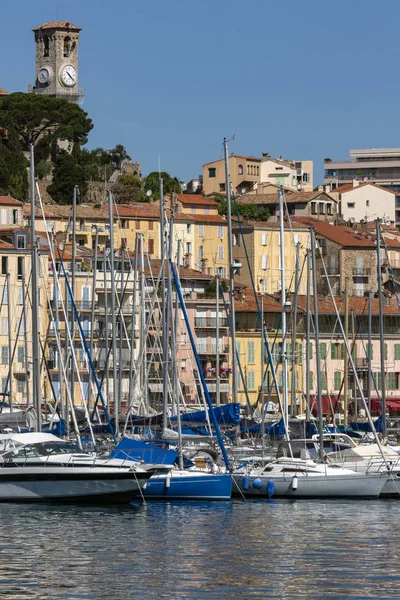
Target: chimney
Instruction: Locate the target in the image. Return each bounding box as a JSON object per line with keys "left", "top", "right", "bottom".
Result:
{"left": 352, "top": 179, "right": 360, "bottom": 188}
{"left": 325, "top": 184, "right": 331, "bottom": 193}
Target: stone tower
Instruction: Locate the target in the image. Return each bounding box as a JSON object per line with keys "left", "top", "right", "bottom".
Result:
{"left": 31, "top": 21, "right": 84, "bottom": 104}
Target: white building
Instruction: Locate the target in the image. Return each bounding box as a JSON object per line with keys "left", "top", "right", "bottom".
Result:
{"left": 259, "top": 154, "right": 313, "bottom": 192}
{"left": 330, "top": 182, "right": 396, "bottom": 224}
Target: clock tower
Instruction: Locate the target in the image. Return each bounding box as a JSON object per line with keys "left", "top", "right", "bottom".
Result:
{"left": 31, "top": 21, "right": 84, "bottom": 104}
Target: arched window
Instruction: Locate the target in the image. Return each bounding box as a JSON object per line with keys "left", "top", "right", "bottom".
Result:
{"left": 238, "top": 164, "right": 243, "bottom": 175}
{"left": 257, "top": 166, "right": 259, "bottom": 175}
{"left": 63, "top": 36, "right": 71, "bottom": 58}
{"left": 43, "top": 35, "right": 49, "bottom": 57}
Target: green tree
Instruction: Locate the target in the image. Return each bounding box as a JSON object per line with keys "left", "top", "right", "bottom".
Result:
{"left": 36, "top": 159, "right": 52, "bottom": 180}
{"left": 47, "top": 152, "right": 88, "bottom": 204}
{"left": 110, "top": 144, "right": 131, "bottom": 169}
{"left": 0, "top": 129, "right": 28, "bottom": 200}
{"left": 0, "top": 93, "right": 93, "bottom": 151}
{"left": 217, "top": 198, "right": 270, "bottom": 221}
{"left": 113, "top": 173, "right": 148, "bottom": 203}
{"left": 144, "top": 171, "right": 181, "bottom": 198}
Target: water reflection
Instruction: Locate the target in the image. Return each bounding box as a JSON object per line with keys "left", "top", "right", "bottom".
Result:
{"left": 0, "top": 500, "right": 399, "bottom": 598}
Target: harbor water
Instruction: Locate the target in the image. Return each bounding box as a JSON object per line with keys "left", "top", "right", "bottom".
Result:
{"left": 1, "top": 499, "right": 400, "bottom": 599}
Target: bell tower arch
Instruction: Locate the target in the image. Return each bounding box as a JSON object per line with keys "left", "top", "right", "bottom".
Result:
{"left": 30, "top": 21, "right": 84, "bottom": 104}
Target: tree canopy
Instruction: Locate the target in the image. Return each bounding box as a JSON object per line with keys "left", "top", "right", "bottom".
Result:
{"left": 216, "top": 198, "right": 270, "bottom": 222}
{"left": 0, "top": 129, "right": 28, "bottom": 200}
{"left": 47, "top": 151, "right": 88, "bottom": 204}
{"left": 144, "top": 171, "right": 181, "bottom": 198}
{"left": 0, "top": 93, "right": 93, "bottom": 152}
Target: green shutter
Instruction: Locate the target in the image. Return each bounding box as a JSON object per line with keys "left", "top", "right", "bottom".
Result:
{"left": 331, "top": 344, "right": 338, "bottom": 360}
{"left": 351, "top": 343, "right": 357, "bottom": 360}
{"left": 236, "top": 341, "right": 241, "bottom": 356}
{"left": 375, "top": 372, "right": 382, "bottom": 390}
{"left": 294, "top": 370, "right": 299, "bottom": 390}
{"left": 320, "top": 371, "right": 327, "bottom": 391}
{"left": 388, "top": 372, "right": 397, "bottom": 391}
{"left": 248, "top": 341, "right": 255, "bottom": 364}
{"left": 297, "top": 343, "right": 303, "bottom": 365}
{"left": 308, "top": 371, "right": 314, "bottom": 389}
{"left": 248, "top": 370, "right": 255, "bottom": 390}
{"left": 308, "top": 342, "right": 313, "bottom": 359}
{"left": 334, "top": 371, "right": 341, "bottom": 391}
{"left": 395, "top": 345, "right": 400, "bottom": 361}
{"left": 320, "top": 343, "right": 327, "bottom": 359}
{"left": 384, "top": 344, "right": 388, "bottom": 360}
{"left": 340, "top": 344, "right": 345, "bottom": 359}
{"left": 278, "top": 370, "right": 283, "bottom": 387}
{"left": 367, "top": 343, "right": 374, "bottom": 360}
{"left": 286, "top": 342, "right": 292, "bottom": 360}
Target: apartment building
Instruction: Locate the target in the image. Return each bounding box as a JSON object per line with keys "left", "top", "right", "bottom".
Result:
{"left": 329, "top": 182, "right": 397, "bottom": 225}
{"left": 0, "top": 196, "right": 23, "bottom": 226}
{"left": 232, "top": 221, "right": 310, "bottom": 295}
{"left": 106, "top": 202, "right": 160, "bottom": 256}
{"left": 202, "top": 154, "right": 261, "bottom": 196}
{"left": 260, "top": 154, "right": 313, "bottom": 192}
{"left": 237, "top": 190, "right": 337, "bottom": 222}
{"left": 324, "top": 148, "right": 400, "bottom": 193}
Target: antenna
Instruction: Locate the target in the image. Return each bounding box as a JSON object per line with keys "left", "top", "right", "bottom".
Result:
{"left": 146, "top": 190, "right": 152, "bottom": 197}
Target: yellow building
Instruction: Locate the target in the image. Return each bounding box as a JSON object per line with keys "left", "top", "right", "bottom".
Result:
{"left": 235, "top": 290, "right": 305, "bottom": 412}
{"left": 108, "top": 203, "right": 161, "bottom": 256}
{"left": 233, "top": 220, "right": 310, "bottom": 295}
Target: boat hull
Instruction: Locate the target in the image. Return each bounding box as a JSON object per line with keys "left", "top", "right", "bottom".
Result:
{"left": 0, "top": 467, "right": 152, "bottom": 504}
{"left": 232, "top": 473, "right": 386, "bottom": 499}
{"left": 143, "top": 471, "right": 232, "bottom": 500}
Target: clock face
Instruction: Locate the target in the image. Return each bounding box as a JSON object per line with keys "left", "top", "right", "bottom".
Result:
{"left": 61, "top": 65, "right": 77, "bottom": 87}
{"left": 38, "top": 68, "right": 50, "bottom": 84}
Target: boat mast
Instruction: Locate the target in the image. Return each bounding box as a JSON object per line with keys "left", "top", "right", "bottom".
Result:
{"left": 290, "top": 240, "right": 300, "bottom": 416}
{"left": 261, "top": 294, "right": 266, "bottom": 460}
{"left": 278, "top": 187, "right": 289, "bottom": 429}
{"left": 223, "top": 137, "right": 237, "bottom": 406}
{"left": 376, "top": 218, "right": 387, "bottom": 437}
{"left": 6, "top": 272, "right": 12, "bottom": 411}
{"left": 103, "top": 250, "right": 110, "bottom": 410}
{"left": 127, "top": 235, "right": 139, "bottom": 414}
{"left": 88, "top": 226, "right": 99, "bottom": 412}
{"left": 71, "top": 185, "right": 77, "bottom": 410}
{"left": 305, "top": 249, "right": 311, "bottom": 420}
{"left": 310, "top": 228, "right": 324, "bottom": 462}
{"left": 108, "top": 190, "right": 118, "bottom": 434}
{"left": 216, "top": 273, "right": 220, "bottom": 407}
{"left": 367, "top": 290, "right": 372, "bottom": 414}
{"left": 159, "top": 177, "right": 168, "bottom": 432}
{"left": 343, "top": 276, "right": 349, "bottom": 426}
{"left": 29, "top": 145, "right": 41, "bottom": 432}
{"left": 118, "top": 247, "right": 125, "bottom": 406}
{"left": 140, "top": 236, "right": 148, "bottom": 413}
{"left": 21, "top": 262, "right": 30, "bottom": 407}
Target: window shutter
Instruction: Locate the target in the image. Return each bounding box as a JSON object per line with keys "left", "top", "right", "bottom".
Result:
{"left": 320, "top": 343, "right": 327, "bottom": 359}
{"left": 334, "top": 371, "right": 341, "bottom": 391}
{"left": 297, "top": 343, "right": 303, "bottom": 365}
{"left": 388, "top": 372, "right": 397, "bottom": 391}
{"left": 320, "top": 371, "right": 327, "bottom": 391}
{"left": 261, "top": 233, "right": 267, "bottom": 246}
{"left": 261, "top": 255, "right": 268, "bottom": 270}
{"left": 248, "top": 371, "right": 255, "bottom": 390}
{"left": 340, "top": 344, "right": 345, "bottom": 359}
{"left": 367, "top": 343, "right": 374, "bottom": 360}
{"left": 1, "top": 346, "right": 8, "bottom": 365}
{"left": 384, "top": 344, "right": 388, "bottom": 360}
{"left": 248, "top": 341, "right": 255, "bottom": 364}
{"left": 351, "top": 343, "right": 357, "bottom": 361}
{"left": 308, "top": 342, "right": 313, "bottom": 359}
{"left": 331, "top": 344, "right": 338, "bottom": 360}
{"left": 308, "top": 371, "right": 314, "bottom": 389}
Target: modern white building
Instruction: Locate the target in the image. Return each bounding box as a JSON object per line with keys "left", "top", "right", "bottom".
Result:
{"left": 330, "top": 182, "right": 396, "bottom": 224}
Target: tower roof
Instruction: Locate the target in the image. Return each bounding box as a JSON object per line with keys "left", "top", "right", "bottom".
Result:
{"left": 0, "top": 88, "right": 8, "bottom": 95}
{"left": 33, "top": 20, "right": 81, "bottom": 32}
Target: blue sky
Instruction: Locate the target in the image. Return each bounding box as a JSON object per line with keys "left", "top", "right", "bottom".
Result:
{"left": 1, "top": 0, "right": 400, "bottom": 185}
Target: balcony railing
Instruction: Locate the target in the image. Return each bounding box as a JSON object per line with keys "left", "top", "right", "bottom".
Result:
{"left": 197, "top": 344, "right": 229, "bottom": 355}
{"left": 323, "top": 264, "right": 340, "bottom": 275}
{"left": 195, "top": 317, "right": 228, "bottom": 328}
{"left": 352, "top": 267, "right": 371, "bottom": 276}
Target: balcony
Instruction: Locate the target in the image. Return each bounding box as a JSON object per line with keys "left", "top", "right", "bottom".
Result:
{"left": 356, "top": 358, "right": 369, "bottom": 371}
{"left": 197, "top": 344, "right": 229, "bottom": 355}
{"left": 352, "top": 267, "right": 371, "bottom": 276}
{"left": 323, "top": 264, "right": 340, "bottom": 276}
{"left": 195, "top": 317, "right": 229, "bottom": 328}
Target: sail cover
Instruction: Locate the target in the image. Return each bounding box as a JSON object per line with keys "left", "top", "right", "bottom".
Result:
{"left": 169, "top": 402, "right": 241, "bottom": 426}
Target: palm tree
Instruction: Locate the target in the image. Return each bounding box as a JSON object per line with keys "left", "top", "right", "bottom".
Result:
{"left": 110, "top": 144, "right": 131, "bottom": 169}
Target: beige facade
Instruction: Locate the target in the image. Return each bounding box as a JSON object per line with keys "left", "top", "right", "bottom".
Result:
{"left": 233, "top": 222, "right": 310, "bottom": 295}
{"left": 260, "top": 156, "right": 313, "bottom": 192}
{"left": 202, "top": 155, "right": 261, "bottom": 196}
{"left": 330, "top": 182, "right": 396, "bottom": 224}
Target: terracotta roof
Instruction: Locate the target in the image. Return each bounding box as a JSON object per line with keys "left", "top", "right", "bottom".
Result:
{"left": 24, "top": 203, "right": 110, "bottom": 220}
{"left": 143, "top": 259, "right": 213, "bottom": 281}
{"left": 189, "top": 214, "right": 227, "bottom": 224}
{"left": 235, "top": 290, "right": 281, "bottom": 313}
{"left": 107, "top": 203, "right": 160, "bottom": 219}
{"left": 177, "top": 195, "right": 218, "bottom": 206}
{"left": 233, "top": 218, "right": 309, "bottom": 231}
{"left": 0, "top": 196, "right": 22, "bottom": 206}
{"left": 296, "top": 294, "right": 400, "bottom": 316}
{"left": 0, "top": 89, "right": 8, "bottom": 95}
{"left": 237, "top": 191, "right": 335, "bottom": 206}
{"left": 292, "top": 217, "right": 376, "bottom": 248}
{"left": 203, "top": 154, "right": 261, "bottom": 167}
{"left": 333, "top": 182, "right": 397, "bottom": 195}
{"left": 33, "top": 21, "right": 81, "bottom": 31}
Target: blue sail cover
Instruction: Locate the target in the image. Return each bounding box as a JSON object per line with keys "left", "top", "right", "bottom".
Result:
{"left": 241, "top": 418, "right": 286, "bottom": 436}
{"left": 110, "top": 438, "right": 178, "bottom": 465}
{"left": 170, "top": 402, "right": 241, "bottom": 426}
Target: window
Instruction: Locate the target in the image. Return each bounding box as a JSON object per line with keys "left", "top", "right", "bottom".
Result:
{"left": 218, "top": 245, "right": 224, "bottom": 260}
{"left": 181, "top": 359, "right": 187, "bottom": 371}
{"left": 1, "top": 257, "right": 7, "bottom": 275}
{"left": 81, "top": 286, "right": 90, "bottom": 309}
{"left": 257, "top": 166, "right": 259, "bottom": 176}
{"left": 347, "top": 203, "right": 355, "bottom": 209}
{"left": 334, "top": 371, "right": 342, "bottom": 390}
{"left": 1, "top": 346, "right": 8, "bottom": 364}
{"left": 384, "top": 343, "right": 388, "bottom": 360}
{"left": 149, "top": 221, "right": 153, "bottom": 230}
{"left": 135, "top": 220, "right": 140, "bottom": 230}
{"left": 248, "top": 341, "right": 255, "bottom": 364}
{"left": 17, "top": 287, "right": 23, "bottom": 305}
{"left": 43, "top": 35, "right": 49, "bottom": 57}
{"left": 186, "top": 242, "right": 192, "bottom": 255}
{"left": 17, "top": 347, "right": 24, "bottom": 364}
{"left": 17, "top": 380, "right": 25, "bottom": 394}
{"left": 311, "top": 202, "right": 317, "bottom": 214}
{"left": 1, "top": 285, "right": 7, "bottom": 306}
{"left": 261, "top": 255, "right": 268, "bottom": 270}
{"left": 331, "top": 344, "right": 338, "bottom": 360}
{"left": 63, "top": 36, "right": 71, "bottom": 57}
{"left": 319, "top": 203, "right": 325, "bottom": 215}
{"left": 319, "top": 343, "right": 327, "bottom": 359}
{"left": 216, "top": 266, "right": 226, "bottom": 278}
{"left": 208, "top": 168, "right": 216, "bottom": 178}
{"left": 303, "top": 173, "right": 310, "bottom": 183}
{"left": 17, "top": 257, "right": 23, "bottom": 280}
{"left": 320, "top": 371, "right": 327, "bottom": 391}
{"left": 219, "top": 183, "right": 225, "bottom": 192}
{"left": 327, "top": 203, "right": 332, "bottom": 215}
{"left": 1, "top": 377, "right": 7, "bottom": 394}
{"left": 366, "top": 200, "right": 370, "bottom": 207}
{"left": 191, "top": 207, "right": 196, "bottom": 214}
{"left": 181, "top": 332, "right": 186, "bottom": 345}
{"left": 187, "top": 224, "right": 192, "bottom": 234}
{"left": 388, "top": 372, "right": 398, "bottom": 391}
{"left": 197, "top": 245, "right": 203, "bottom": 260}
{"left": 218, "top": 225, "right": 224, "bottom": 239}
{"left": 198, "top": 224, "right": 204, "bottom": 237}
{"left": 308, "top": 342, "right": 313, "bottom": 359}
{"left": 238, "top": 165, "right": 243, "bottom": 175}
{"left": 261, "top": 233, "right": 267, "bottom": 246}
{"left": 247, "top": 370, "right": 255, "bottom": 390}
{"left": 205, "top": 207, "right": 210, "bottom": 215}
{"left": 367, "top": 343, "right": 374, "bottom": 360}
{"left": 308, "top": 371, "right": 314, "bottom": 389}
{"left": 17, "top": 235, "right": 26, "bottom": 249}
{"left": 148, "top": 238, "right": 154, "bottom": 254}
{"left": 11, "top": 210, "right": 18, "bottom": 225}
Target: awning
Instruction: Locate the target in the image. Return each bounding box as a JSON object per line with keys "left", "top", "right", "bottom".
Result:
{"left": 148, "top": 383, "right": 163, "bottom": 393}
